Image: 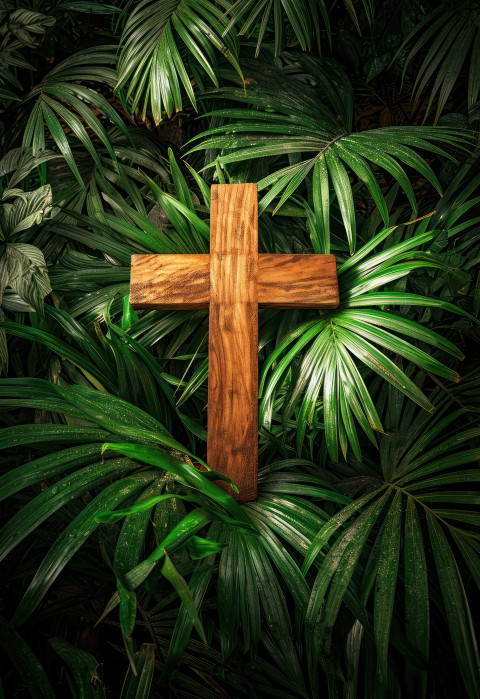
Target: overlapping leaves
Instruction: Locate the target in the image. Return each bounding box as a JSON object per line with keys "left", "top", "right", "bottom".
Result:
{"left": 302, "top": 388, "right": 480, "bottom": 698}
{"left": 221, "top": 0, "right": 376, "bottom": 57}
{"left": 189, "top": 62, "right": 469, "bottom": 252}
{"left": 0, "top": 184, "right": 53, "bottom": 314}
{"left": 0, "top": 374, "right": 353, "bottom": 689}
{"left": 0, "top": 378, "right": 240, "bottom": 630}
{"left": 21, "top": 46, "right": 128, "bottom": 186}
{"left": 0, "top": 8, "right": 55, "bottom": 109}
{"left": 117, "top": 0, "right": 243, "bottom": 124}
{"left": 397, "top": 0, "right": 480, "bottom": 122}
{"left": 0, "top": 6, "right": 479, "bottom": 694}
{"left": 260, "top": 224, "right": 473, "bottom": 460}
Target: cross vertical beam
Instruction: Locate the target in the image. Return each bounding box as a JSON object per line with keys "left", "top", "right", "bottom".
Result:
{"left": 208, "top": 184, "right": 259, "bottom": 501}
{"left": 130, "top": 184, "right": 340, "bottom": 503}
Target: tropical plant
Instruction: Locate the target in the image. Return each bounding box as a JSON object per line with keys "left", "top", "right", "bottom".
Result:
{"left": 0, "top": 1, "right": 479, "bottom": 698}
{"left": 396, "top": 0, "right": 480, "bottom": 123}
{"left": 0, "top": 184, "right": 53, "bottom": 312}
{"left": 116, "top": 0, "right": 243, "bottom": 123}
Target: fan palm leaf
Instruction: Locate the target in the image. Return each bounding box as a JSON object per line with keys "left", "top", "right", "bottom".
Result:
{"left": 221, "top": 0, "right": 375, "bottom": 57}
{"left": 117, "top": 0, "right": 243, "bottom": 124}
{"left": 395, "top": 0, "right": 480, "bottom": 123}
{"left": 303, "top": 392, "right": 480, "bottom": 698}
{"left": 259, "top": 225, "right": 473, "bottom": 460}
{"left": 21, "top": 47, "right": 128, "bottom": 186}
{"left": 188, "top": 63, "right": 469, "bottom": 252}
{"left": 0, "top": 378, "right": 244, "bottom": 633}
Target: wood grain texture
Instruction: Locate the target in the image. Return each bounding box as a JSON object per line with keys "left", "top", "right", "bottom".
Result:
{"left": 130, "top": 254, "right": 210, "bottom": 309}
{"left": 259, "top": 254, "right": 339, "bottom": 308}
{"left": 207, "top": 183, "right": 258, "bottom": 502}
{"left": 131, "top": 253, "right": 339, "bottom": 309}
{"left": 129, "top": 187, "right": 341, "bottom": 503}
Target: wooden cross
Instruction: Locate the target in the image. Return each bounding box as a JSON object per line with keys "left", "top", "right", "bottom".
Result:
{"left": 130, "top": 184, "right": 339, "bottom": 502}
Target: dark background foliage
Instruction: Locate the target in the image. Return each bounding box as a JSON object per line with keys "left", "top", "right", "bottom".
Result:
{"left": 0, "top": 0, "right": 479, "bottom": 697}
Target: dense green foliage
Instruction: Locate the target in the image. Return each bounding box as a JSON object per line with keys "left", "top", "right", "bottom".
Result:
{"left": 0, "top": 0, "right": 479, "bottom": 697}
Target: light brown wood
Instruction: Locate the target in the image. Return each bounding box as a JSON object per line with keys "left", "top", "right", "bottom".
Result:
{"left": 131, "top": 253, "right": 339, "bottom": 309}
{"left": 130, "top": 254, "right": 210, "bottom": 309}
{"left": 129, "top": 184, "right": 340, "bottom": 502}
{"left": 258, "top": 254, "right": 339, "bottom": 308}
{"left": 207, "top": 184, "right": 259, "bottom": 501}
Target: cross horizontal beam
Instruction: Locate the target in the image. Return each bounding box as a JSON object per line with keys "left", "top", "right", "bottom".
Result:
{"left": 130, "top": 253, "right": 339, "bottom": 309}
{"left": 129, "top": 184, "right": 340, "bottom": 501}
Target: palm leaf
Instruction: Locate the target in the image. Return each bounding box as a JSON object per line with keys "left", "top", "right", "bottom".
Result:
{"left": 0, "top": 616, "right": 55, "bottom": 699}
{"left": 117, "top": 0, "right": 243, "bottom": 124}
{"left": 188, "top": 64, "right": 468, "bottom": 249}
{"left": 49, "top": 637, "right": 105, "bottom": 699}
{"left": 303, "top": 397, "right": 480, "bottom": 696}
{"left": 396, "top": 1, "right": 480, "bottom": 122}
{"left": 221, "top": 0, "right": 374, "bottom": 56}
{"left": 21, "top": 47, "right": 128, "bottom": 186}
{"left": 260, "top": 226, "right": 470, "bottom": 460}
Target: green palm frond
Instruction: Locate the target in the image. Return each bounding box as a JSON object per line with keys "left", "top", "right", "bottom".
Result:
{"left": 44, "top": 125, "right": 171, "bottom": 218}
{"left": 117, "top": 0, "right": 243, "bottom": 124}
{"left": 223, "top": 0, "right": 329, "bottom": 56}
{"left": 0, "top": 371, "right": 352, "bottom": 694}
{"left": 21, "top": 46, "right": 128, "bottom": 186}
{"left": 1, "top": 293, "right": 214, "bottom": 445}
{"left": 396, "top": 0, "right": 480, "bottom": 122}
{"left": 121, "top": 644, "right": 155, "bottom": 697}
{"left": 49, "top": 637, "right": 107, "bottom": 699}
{"left": 0, "top": 378, "right": 241, "bottom": 628}
{"left": 259, "top": 225, "right": 473, "bottom": 460}
{"left": 0, "top": 147, "right": 61, "bottom": 188}
{"left": 303, "top": 395, "right": 480, "bottom": 698}
{"left": 189, "top": 64, "right": 469, "bottom": 252}
{"left": 221, "top": 0, "right": 375, "bottom": 57}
